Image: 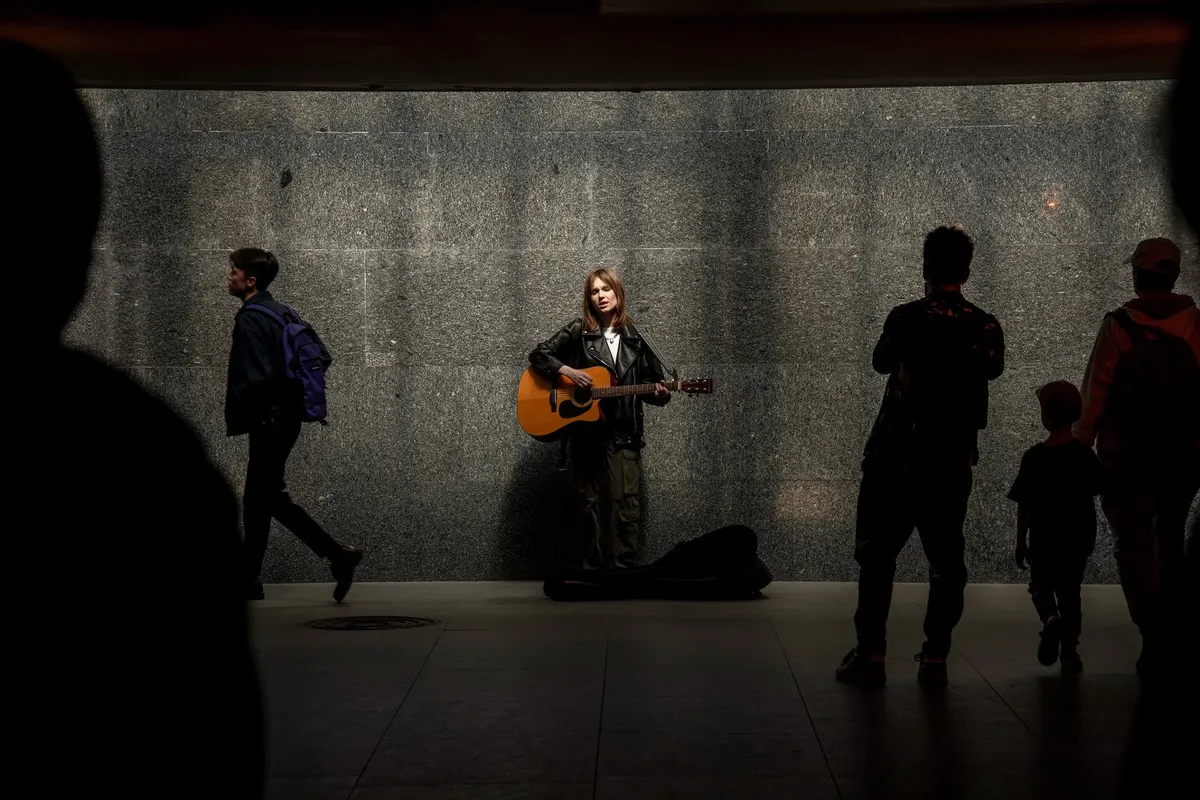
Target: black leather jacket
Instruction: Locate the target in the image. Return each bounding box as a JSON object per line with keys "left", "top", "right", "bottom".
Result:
{"left": 529, "top": 318, "right": 671, "bottom": 449}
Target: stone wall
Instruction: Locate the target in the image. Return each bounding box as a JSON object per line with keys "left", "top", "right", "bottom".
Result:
{"left": 70, "top": 83, "right": 1197, "bottom": 583}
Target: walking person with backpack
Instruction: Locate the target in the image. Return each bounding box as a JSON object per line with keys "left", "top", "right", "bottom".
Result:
{"left": 226, "top": 248, "right": 363, "bottom": 602}
{"left": 1076, "top": 238, "right": 1200, "bottom": 680}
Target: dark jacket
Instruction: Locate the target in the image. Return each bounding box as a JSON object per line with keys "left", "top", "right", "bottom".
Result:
{"left": 863, "top": 289, "right": 1005, "bottom": 470}
{"left": 529, "top": 318, "right": 671, "bottom": 449}
{"left": 225, "top": 291, "right": 302, "bottom": 436}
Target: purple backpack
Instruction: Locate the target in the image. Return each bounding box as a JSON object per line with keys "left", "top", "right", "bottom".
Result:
{"left": 246, "top": 303, "right": 333, "bottom": 424}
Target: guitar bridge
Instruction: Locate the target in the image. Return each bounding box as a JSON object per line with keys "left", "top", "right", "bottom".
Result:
{"left": 549, "top": 388, "right": 558, "bottom": 412}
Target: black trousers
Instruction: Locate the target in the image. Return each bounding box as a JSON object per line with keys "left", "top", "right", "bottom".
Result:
{"left": 853, "top": 461, "right": 973, "bottom": 659}
{"left": 1028, "top": 546, "right": 1089, "bottom": 648}
{"left": 567, "top": 433, "right": 641, "bottom": 569}
{"left": 1100, "top": 450, "right": 1200, "bottom": 643}
{"left": 243, "top": 418, "right": 341, "bottom": 584}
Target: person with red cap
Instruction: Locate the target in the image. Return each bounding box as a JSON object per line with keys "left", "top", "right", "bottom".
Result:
{"left": 1010, "top": 381, "right": 1106, "bottom": 675}
{"left": 1076, "top": 238, "right": 1200, "bottom": 680}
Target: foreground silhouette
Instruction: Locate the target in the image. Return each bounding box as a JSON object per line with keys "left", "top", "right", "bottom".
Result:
{"left": 1168, "top": 0, "right": 1200, "bottom": 606}
{"left": 4, "top": 40, "right": 263, "bottom": 797}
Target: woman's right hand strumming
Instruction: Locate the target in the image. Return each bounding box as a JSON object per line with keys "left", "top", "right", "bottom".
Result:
{"left": 559, "top": 366, "right": 593, "bottom": 388}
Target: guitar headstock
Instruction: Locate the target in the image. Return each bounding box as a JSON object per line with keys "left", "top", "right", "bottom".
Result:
{"left": 676, "top": 378, "right": 713, "bottom": 395}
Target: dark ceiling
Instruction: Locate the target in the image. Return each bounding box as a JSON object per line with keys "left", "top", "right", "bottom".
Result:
{"left": 0, "top": 1, "right": 1190, "bottom": 89}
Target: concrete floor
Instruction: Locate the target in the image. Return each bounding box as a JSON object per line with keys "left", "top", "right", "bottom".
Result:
{"left": 254, "top": 582, "right": 1182, "bottom": 800}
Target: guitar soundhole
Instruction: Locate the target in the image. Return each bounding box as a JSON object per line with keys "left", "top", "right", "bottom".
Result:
{"left": 572, "top": 387, "right": 592, "bottom": 405}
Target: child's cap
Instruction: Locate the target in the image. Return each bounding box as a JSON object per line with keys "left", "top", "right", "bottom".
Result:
{"left": 1036, "top": 380, "right": 1082, "bottom": 424}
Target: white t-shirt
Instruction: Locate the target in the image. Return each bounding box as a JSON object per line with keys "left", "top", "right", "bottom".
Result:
{"left": 602, "top": 327, "right": 621, "bottom": 362}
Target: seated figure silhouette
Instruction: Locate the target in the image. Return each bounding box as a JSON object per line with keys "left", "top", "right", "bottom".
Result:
{"left": 4, "top": 40, "right": 263, "bottom": 797}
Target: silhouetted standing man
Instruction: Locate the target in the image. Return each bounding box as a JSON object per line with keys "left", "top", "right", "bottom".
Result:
{"left": 5, "top": 40, "right": 263, "bottom": 796}
{"left": 1076, "top": 238, "right": 1200, "bottom": 680}
{"left": 225, "top": 248, "right": 363, "bottom": 602}
{"left": 838, "top": 226, "right": 1005, "bottom": 688}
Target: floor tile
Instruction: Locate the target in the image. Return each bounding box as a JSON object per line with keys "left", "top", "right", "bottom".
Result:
{"left": 359, "top": 734, "right": 598, "bottom": 786}
{"left": 603, "top": 693, "right": 814, "bottom": 734}
{"left": 387, "top": 699, "right": 600, "bottom": 738}
{"left": 266, "top": 776, "right": 356, "bottom": 800}
{"left": 815, "top": 713, "right": 1042, "bottom": 767}
{"left": 424, "top": 629, "right": 607, "bottom": 671}
{"left": 260, "top": 661, "right": 424, "bottom": 713}
{"left": 597, "top": 732, "right": 827, "bottom": 778}
{"left": 607, "top": 619, "right": 785, "bottom": 668}
{"left": 405, "top": 668, "right": 604, "bottom": 704}
{"left": 603, "top": 665, "right": 800, "bottom": 701}
{"left": 596, "top": 776, "right": 840, "bottom": 799}
{"left": 829, "top": 762, "right": 1055, "bottom": 800}
{"left": 351, "top": 784, "right": 592, "bottom": 799}
{"left": 268, "top": 709, "right": 395, "bottom": 778}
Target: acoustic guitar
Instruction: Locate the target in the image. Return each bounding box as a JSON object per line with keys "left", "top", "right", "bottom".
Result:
{"left": 517, "top": 366, "right": 713, "bottom": 440}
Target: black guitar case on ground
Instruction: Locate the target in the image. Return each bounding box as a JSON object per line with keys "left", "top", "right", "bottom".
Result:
{"left": 544, "top": 525, "right": 772, "bottom": 601}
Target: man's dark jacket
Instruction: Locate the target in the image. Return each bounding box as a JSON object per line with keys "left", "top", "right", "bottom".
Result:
{"left": 225, "top": 291, "right": 302, "bottom": 436}
{"left": 863, "top": 289, "right": 1005, "bottom": 469}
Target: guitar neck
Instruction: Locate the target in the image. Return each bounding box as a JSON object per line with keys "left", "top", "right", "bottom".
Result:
{"left": 591, "top": 381, "right": 676, "bottom": 399}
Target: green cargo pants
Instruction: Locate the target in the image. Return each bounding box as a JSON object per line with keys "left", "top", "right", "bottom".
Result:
{"left": 566, "top": 432, "right": 641, "bottom": 569}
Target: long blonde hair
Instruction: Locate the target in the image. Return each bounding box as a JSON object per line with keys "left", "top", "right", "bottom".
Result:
{"left": 581, "top": 268, "right": 630, "bottom": 331}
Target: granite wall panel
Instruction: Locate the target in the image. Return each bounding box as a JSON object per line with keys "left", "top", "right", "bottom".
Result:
{"left": 69, "top": 83, "right": 1198, "bottom": 583}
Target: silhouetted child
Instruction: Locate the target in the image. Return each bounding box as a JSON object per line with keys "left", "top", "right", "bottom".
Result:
{"left": 1008, "top": 381, "right": 1105, "bottom": 674}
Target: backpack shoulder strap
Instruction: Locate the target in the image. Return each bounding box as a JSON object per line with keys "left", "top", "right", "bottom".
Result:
{"left": 1107, "top": 307, "right": 1153, "bottom": 346}
{"left": 244, "top": 303, "right": 287, "bottom": 327}
{"left": 247, "top": 302, "right": 308, "bottom": 327}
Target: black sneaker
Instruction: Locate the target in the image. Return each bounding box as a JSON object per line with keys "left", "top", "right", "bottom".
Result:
{"left": 246, "top": 581, "right": 265, "bottom": 601}
{"left": 331, "top": 547, "right": 363, "bottom": 604}
{"left": 835, "top": 648, "right": 886, "bottom": 686}
{"left": 915, "top": 652, "right": 948, "bottom": 688}
{"left": 1038, "top": 615, "right": 1062, "bottom": 667}
{"left": 1061, "top": 647, "right": 1083, "bottom": 675}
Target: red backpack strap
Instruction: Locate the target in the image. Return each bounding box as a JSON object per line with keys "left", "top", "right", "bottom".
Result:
{"left": 1107, "top": 307, "right": 1153, "bottom": 346}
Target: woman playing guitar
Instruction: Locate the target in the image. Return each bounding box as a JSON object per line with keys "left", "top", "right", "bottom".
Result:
{"left": 529, "top": 268, "right": 671, "bottom": 570}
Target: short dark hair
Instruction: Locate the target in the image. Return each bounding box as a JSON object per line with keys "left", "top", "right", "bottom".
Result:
{"left": 923, "top": 226, "right": 974, "bottom": 286}
{"left": 1041, "top": 398, "right": 1082, "bottom": 431}
{"left": 1133, "top": 266, "right": 1178, "bottom": 292}
{"left": 230, "top": 248, "right": 280, "bottom": 291}
{"left": 1037, "top": 380, "right": 1083, "bottom": 431}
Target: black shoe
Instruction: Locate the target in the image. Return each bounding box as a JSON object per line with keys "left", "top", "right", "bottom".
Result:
{"left": 331, "top": 547, "right": 363, "bottom": 604}
{"left": 1061, "top": 647, "right": 1083, "bottom": 675}
{"left": 1038, "top": 615, "right": 1062, "bottom": 667}
{"left": 835, "top": 648, "right": 886, "bottom": 686}
{"left": 246, "top": 581, "right": 265, "bottom": 601}
{"left": 915, "top": 652, "right": 948, "bottom": 688}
